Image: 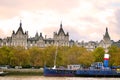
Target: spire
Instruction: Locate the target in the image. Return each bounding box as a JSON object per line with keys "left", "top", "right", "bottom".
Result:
{"left": 35, "top": 32, "right": 39, "bottom": 37}
{"left": 16, "top": 20, "right": 24, "bottom": 34}
{"left": 20, "top": 20, "right": 22, "bottom": 27}
{"left": 60, "top": 21, "right": 62, "bottom": 28}
{"left": 103, "top": 27, "right": 110, "bottom": 41}
{"left": 106, "top": 27, "right": 108, "bottom": 33}
{"left": 58, "top": 21, "right": 65, "bottom": 35}
{"left": 105, "top": 27, "right": 110, "bottom": 38}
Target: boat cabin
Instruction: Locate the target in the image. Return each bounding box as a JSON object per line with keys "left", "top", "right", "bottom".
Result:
{"left": 67, "top": 65, "right": 83, "bottom": 70}
{"left": 90, "top": 62, "right": 104, "bottom": 69}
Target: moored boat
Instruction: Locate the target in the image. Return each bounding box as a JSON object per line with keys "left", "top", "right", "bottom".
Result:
{"left": 44, "top": 53, "right": 120, "bottom": 77}
{"left": 76, "top": 62, "right": 120, "bottom": 77}
{"left": 44, "top": 67, "right": 76, "bottom": 77}
{"left": 76, "top": 54, "right": 120, "bottom": 77}
{"left": 0, "top": 70, "right": 7, "bottom": 76}
{"left": 44, "top": 64, "right": 83, "bottom": 77}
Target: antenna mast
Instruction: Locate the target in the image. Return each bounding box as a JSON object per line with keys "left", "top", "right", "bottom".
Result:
{"left": 53, "top": 43, "right": 58, "bottom": 69}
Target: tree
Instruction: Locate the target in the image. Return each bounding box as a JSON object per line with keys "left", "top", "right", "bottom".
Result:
{"left": 29, "top": 47, "right": 44, "bottom": 67}
{"left": 108, "top": 46, "right": 120, "bottom": 66}
{"left": 64, "top": 46, "right": 88, "bottom": 65}
{"left": 10, "top": 46, "right": 30, "bottom": 66}
{"left": 44, "top": 46, "right": 57, "bottom": 67}
{"left": 0, "top": 46, "right": 11, "bottom": 65}
{"left": 78, "top": 52, "right": 94, "bottom": 66}
{"left": 93, "top": 47, "right": 105, "bottom": 62}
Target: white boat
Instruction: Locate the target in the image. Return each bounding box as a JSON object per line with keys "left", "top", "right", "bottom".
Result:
{"left": 0, "top": 70, "right": 7, "bottom": 76}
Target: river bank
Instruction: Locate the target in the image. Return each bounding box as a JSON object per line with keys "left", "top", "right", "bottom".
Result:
{"left": 2, "top": 69, "right": 43, "bottom": 76}
{"left": 0, "top": 76, "right": 120, "bottom": 80}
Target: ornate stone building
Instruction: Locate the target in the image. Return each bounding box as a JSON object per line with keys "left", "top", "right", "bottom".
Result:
{"left": 1, "top": 21, "right": 119, "bottom": 51}
{"left": 0, "top": 21, "right": 69, "bottom": 48}
{"left": 53, "top": 23, "right": 69, "bottom": 46}
{"left": 11, "top": 21, "right": 28, "bottom": 48}
{"left": 73, "top": 27, "right": 113, "bottom": 51}
{"left": 98, "top": 27, "right": 112, "bottom": 49}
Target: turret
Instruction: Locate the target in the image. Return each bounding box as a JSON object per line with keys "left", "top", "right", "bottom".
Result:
{"left": 66, "top": 32, "right": 69, "bottom": 36}
{"left": 40, "top": 33, "right": 43, "bottom": 39}
{"left": 103, "top": 27, "right": 110, "bottom": 42}
{"left": 12, "top": 30, "right": 15, "bottom": 34}
{"left": 40, "top": 33, "right": 42, "bottom": 37}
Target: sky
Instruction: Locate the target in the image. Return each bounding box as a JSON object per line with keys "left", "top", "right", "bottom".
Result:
{"left": 0, "top": 0, "right": 120, "bottom": 42}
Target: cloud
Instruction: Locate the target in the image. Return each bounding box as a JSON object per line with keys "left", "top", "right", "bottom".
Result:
{"left": 0, "top": 0, "right": 120, "bottom": 41}
{"left": 0, "top": 29, "right": 5, "bottom": 38}
{"left": 0, "top": 0, "right": 80, "bottom": 18}
{"left": 114, "top": 9, "right": 120, "bottom": 40}
{"left": 0, "top": 28, "right": 11, "bottom": 38}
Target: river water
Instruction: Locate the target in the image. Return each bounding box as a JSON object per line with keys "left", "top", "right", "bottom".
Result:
{"left": 0, "top": 76, "right": 119, "bottom": 80}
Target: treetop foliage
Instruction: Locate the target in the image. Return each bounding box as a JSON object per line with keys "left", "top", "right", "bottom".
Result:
{"left": 0, "top": 45, "right": 120, "bottom": 67}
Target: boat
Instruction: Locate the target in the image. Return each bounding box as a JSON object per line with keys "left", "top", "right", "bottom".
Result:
{"left": 44, "top": 46, "right": 78, "bottom": 77}
{"left": 76, "top": 54, "right": 120, "bottom": 77}
{"left": 44, "top": 53, "right": 120, "bottom": 77}
{"left": 0, "top": 70, "right": 7, "bottom": 76}
{"left": 44, "top": 65, "right": 82, "bottom": 76}
{"left": 44, "top": 48, "right": 120, "bottom": 77}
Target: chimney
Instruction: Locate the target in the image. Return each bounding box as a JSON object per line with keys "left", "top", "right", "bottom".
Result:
{"left": 103, "top": 54, "right": 109, "bottom": 68}
{"left": 45, "top": 35, "right": 47, "bottom": 39}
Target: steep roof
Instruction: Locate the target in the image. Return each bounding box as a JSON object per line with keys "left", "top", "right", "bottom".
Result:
{"left": 104, "top": 27, "right": 110, "bottom": 40}
{"left": 16, "top": 20, "right": 24, "bottom": 35}
{"left": 58, "top": 22, "right": 65, "bottom": 35}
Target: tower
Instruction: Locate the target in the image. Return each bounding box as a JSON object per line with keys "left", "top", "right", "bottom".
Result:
{"left": 11, "top": 20, "right": 28, "bottom": 47}
{"left": 53, "top": 22, "right": 69, "bottom": 46}
{"left": 103, "top": 27, "right": 110, "bottom": 43}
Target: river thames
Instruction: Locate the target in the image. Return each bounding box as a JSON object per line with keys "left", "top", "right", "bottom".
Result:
{"left": 0, "top": 76, "right": 119, "bottom": 80}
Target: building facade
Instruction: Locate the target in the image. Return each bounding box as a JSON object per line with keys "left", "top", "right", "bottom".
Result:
{"left": 72, "top": 27, "right": 113, "bottom": 51}
{"left": 0, "top": 21, "right": 119, "bottom": 50}
{"left": 0, "top": 21, "right": 69, "bottom": 48}
{"left": 11, "top": 21, "right": 28, "bottom": 48}
{"left": 53, "top": 23, "right": 69, "bottom": 46}
{"left": 98, "top": 27, "right": 112, "bottom": 49}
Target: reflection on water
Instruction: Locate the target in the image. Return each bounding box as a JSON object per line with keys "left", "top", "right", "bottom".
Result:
{"left": 0, "top": 76, "right": 119, "bottom": 80}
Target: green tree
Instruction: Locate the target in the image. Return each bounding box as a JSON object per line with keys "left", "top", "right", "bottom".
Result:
{"left": 108, "top": 46, "right": 120, "bottom": 66}
{"left": 78, "top": 52, "right": 94, "bottom": 66}
{"left": 93, "top": 47, "right": 105, "bottom": 62}
{"left": 29, "top": 47, "right": 44, "bottom": 67}
{"left": 0, "top": 46, "right": 11, "bottom": 65}
{"left": 56, "top": 46, "right": 70, "bottom": 66}
{"left": 64, "top": 46, "right": 87, "bottom": 65}
{"left": 10, "top": 46, "right": 30, "bottom": 66}
{"left": 44, "top": 46, "right": 57, "bottom": 67}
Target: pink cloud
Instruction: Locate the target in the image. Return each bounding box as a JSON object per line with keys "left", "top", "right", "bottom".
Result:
{"left": 0, "top": 0, "right": 80, "bottom": 18}
{"left": 0, "top": 28, "right": 7, "bottom": 38}
{"left": 0, "top": 0, "right": 120, "bottom": 41}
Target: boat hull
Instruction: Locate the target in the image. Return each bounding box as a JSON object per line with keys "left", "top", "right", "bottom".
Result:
{"left": 76, "top": 69, "right": 120, "bottom": 77}
{"left": 44, "top": 67, "right": 76, "bottom": 77}
{"left": 0, "top": 72, "right": 7, "bottom": 76}
{"left": 44, "top": 67, "right": 120, "bottom": 77}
